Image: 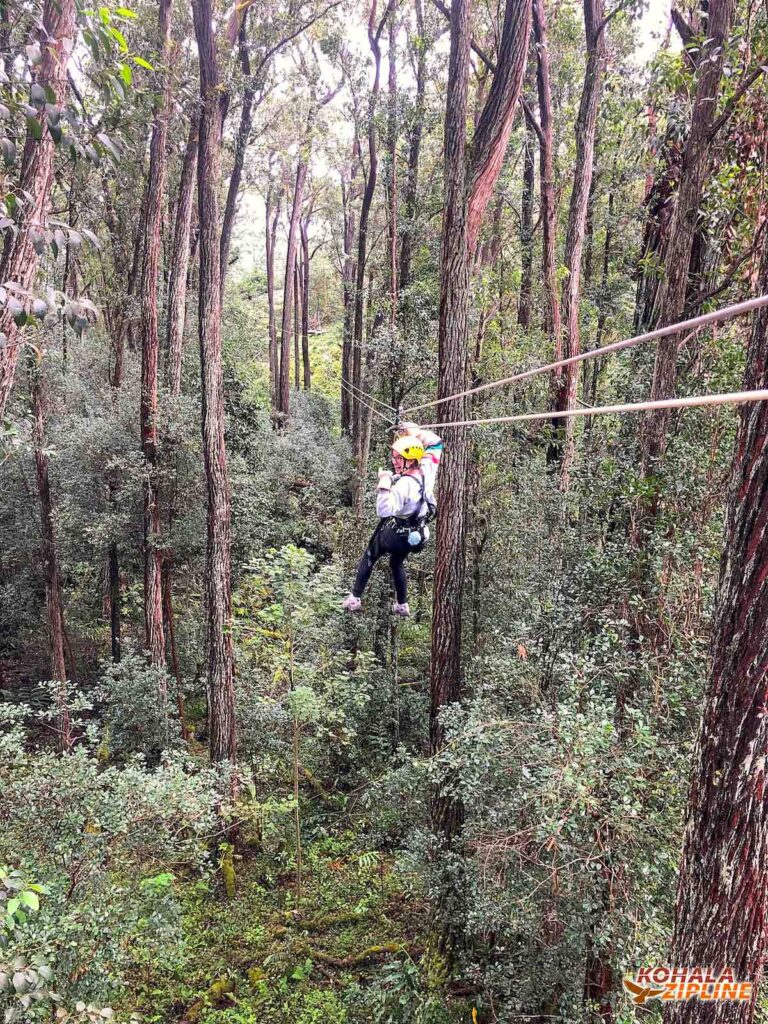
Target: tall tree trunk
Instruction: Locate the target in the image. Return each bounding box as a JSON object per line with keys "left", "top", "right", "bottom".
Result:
{"left": 266, "top": 178, "right": 281, "bottom": 405}
{"left": 340, "top": 142, "right": 360, "bottom": 433}
{"left": 518, "top": 118, "right": 535, "bottom": 328}
{"left": 0, "top": 0, "right": 76, "bottom": 419}
{"left": 293, "top": 258, "right": 301, "bottom": 390}
{"left": 140, "top": 0, "right": 173, "bottom": 675}
{"left": 665, "top": 248, "right": 768, "bottom": 1024}
{"left": 352, "top": 0, "right": 391, "bottom": 442}
{"left": 108, "top": 535, "right": 121, "bottom": 663}
{"left": 428, "top": 0, "right": 535, "bottom": 956}
{"left": 30, "top": 365, "right": 71, "bottom": 752}
{"left": 399, "top": 0, "right": 426, "bottom": 291}
{"left": 278, "top": 156, "right": 308, "bottom": 417}
{"left": 168, "top": 111, "right": 199, "bottom": 397}
{"left": 466, "top": 0, "right": 531, "bottom": 253}
{"left": 429, "top": 0, "right": 471, "bottom": 890}
{"left": 387, "top": 0, "right": 399, "bottom": 326}
{"left": 640, "top": 0, "right": 735, "bottom": 472}
{"left": 300, "top": 216, "right": 311, "bottom": 389}
{"left": 110, "top": 196, "right": 145, "bottom": 390}
{"left": 548, "top": 0, "right": 605, "bottom": 488}
{"left": 220, "top": 12, "right": 256, "bottom": 293}
{"left": 532, "top": 0, "right": 561, "bottom": 358}
{"left": 192, "top": 0, "right": 237, "bottom": 766}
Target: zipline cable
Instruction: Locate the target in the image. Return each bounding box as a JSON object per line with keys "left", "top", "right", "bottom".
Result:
{"left": 340, "top": 376, "right": 397, "bottom": 414}
{"left": 402, "top": 294, "right": 768, "bottom": 416}
{"left": 418, "top": 388, "right": 768, "bottom": 430}
{"left": 340, "top": 380, "right": 392, "bottom": 423}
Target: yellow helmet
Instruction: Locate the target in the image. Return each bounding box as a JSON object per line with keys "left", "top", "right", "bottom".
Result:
{"left": 392, "top": 435, "right": 425, "bottom": 461}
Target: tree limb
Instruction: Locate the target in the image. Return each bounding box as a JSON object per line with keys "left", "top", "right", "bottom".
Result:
{"left": 709, "top": 62, "right": 767, "bottom": 138}
{"left": 250, "top": 0, "right": 345, "bottom": 80}
{"left": 429, "top": 0, "right": 496, "bottom": 71}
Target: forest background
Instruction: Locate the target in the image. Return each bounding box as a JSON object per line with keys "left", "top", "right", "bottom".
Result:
{"left": 1, "top": 0, "right": 767, "bottom": 1021}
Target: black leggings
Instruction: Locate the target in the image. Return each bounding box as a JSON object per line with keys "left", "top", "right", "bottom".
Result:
{"left": 352, "top": 520, "right": 423, "bottom": 604}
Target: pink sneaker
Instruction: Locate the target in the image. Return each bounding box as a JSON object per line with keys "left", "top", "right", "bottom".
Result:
{"left": 342, "top": 594, "right": 362, "bottom": 612}
{"left": 392, "top": 602, "right": 410, "bottom": 618}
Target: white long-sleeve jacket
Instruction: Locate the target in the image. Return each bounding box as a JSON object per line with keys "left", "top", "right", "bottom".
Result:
{"left": 376, "top": 428, "right": 443, "bottom": 520}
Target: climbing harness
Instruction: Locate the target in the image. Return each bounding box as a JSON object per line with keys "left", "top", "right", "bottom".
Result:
{"left": 387, "top": 468, "right": 436, "bottom": 547}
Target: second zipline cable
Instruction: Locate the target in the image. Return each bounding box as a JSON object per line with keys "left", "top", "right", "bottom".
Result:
{"left": 402, "top": 294, "right": 768, "bottom": 416}
{"left": 340, "top": 380, "right": 392, "bottom": 423}
{"left": 417, "top": 388, "right": 768, "bottom": 430}
{"left": 341, "top": 376, "right": 396, "bottom": 414}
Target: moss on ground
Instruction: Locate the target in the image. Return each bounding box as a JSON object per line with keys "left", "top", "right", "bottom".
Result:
{"left": 125, "top": 833, "right": 440, "bottom": 1024}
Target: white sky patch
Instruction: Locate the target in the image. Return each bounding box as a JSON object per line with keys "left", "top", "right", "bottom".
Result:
{"left": 635, "top": 0, "right": 675, "bottom": 64}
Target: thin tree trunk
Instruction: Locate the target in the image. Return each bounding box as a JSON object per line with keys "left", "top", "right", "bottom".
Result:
{"left": 192, "top": 0, "right": 237, "bottom": 766}
{"left": 162, "top": 560, "right": 188, "bottom": 741}
{"left": 168, "top": 111, "right": 199, "bottom": 396}
{"left": 278, "top": 156, "right": 308, "bottom": 417}
{"left": 140, "top": 0, "right": 173, "bottom": 675}
{"left": 548, "top": 0, "right": 605, "bottom": 488}
{"left": 665, "top": 247, "right": 768, "bottom": 1024}
{"left": 518, "top": 118, "right": 535, "bottom": 328}
{"left": 266, "top": 178, "right": 281, "bottom": 405}
{"left": 110, "top": 199, "right": 145, "bottom": 390}
{"left": 108, "top": 490, "right": 121, "bottom": 663}
{"left": 31, "top": 364, "right": 71, "bottom": 752}
{"left": 387, "top": 0, "right": 399, "bottom": 326}
{"left": 220, "top": 12, "right": 256, "bottom": 293}
{"left": 640, "top": 0, "right": 735, "bottom": 472}
{"left": 532, "top": 0, "right": 561, "bottom": 358}
{"left": 293, "top": 258, "right": 301, "bottom": 390}
{"left": 352, "top": 0, "right": 391, "bottom": 441}
{"left": 0, "top": 0, "right": 76, "bottom": 418}
{"left": 399, "top": 0, "right": 425, "bottom": 291}
{"left": 341, "top": 142, "right": 360, "bottom": 433}
{"left": 300, "top": 217, "right": 311, "bottom": 389}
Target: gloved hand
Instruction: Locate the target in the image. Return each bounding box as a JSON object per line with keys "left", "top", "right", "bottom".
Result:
{"left": 377, "top": 468, "right": 393, "bottom": 490}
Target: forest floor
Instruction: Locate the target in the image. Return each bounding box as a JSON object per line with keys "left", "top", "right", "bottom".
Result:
{"left": 125, "top": 828, "right": 441, "bottom": 1024}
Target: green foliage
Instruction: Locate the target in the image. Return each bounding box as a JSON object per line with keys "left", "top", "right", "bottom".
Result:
{"left": 95, "top": 645, "right": 176, "bottom": 755}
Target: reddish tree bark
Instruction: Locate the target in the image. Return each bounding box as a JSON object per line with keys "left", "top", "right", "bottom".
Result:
{"left": 430, "top": 0, "right": 471, "bottom": 804}
{"left": 641, "top": 0, "right": 735, "bottom": 472}
{"left": 532, "top": 0, "right": 561, "bottom": 358}
{"left": 665, "top": 248, "right": 768, "bottom": 1024}
{"left": 30, "top": 365, "right": 71, "bottom": 751}
{"left": 192, "top": 0, "right": 237, "bottom": 765}
{"left": 428, "top": 0, "right": 472, "bottom": 961}
{"left": 140, "top": 0, "right": 173, "bottom": 674}
{"left": 466, "top": 0, "right": 531, "bottom": 253}
{"left": 518, "top": 117, "right": 535, "bottom": 328}
{"left": 0, "top": 0, "right": 75, "bottom": 418}
{"left": 168, "top": 111, "right": 199, "bottom": 397}
{"left": 549, "top": 0, "right": 606, "bottom": 487}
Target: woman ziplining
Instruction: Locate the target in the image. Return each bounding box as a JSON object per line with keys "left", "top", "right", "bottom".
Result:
{"left": 342, "top": 422, "right": 443, "bottom": 617}
{"left": 338, "top": 295, "right": 768, "bottom": 618}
